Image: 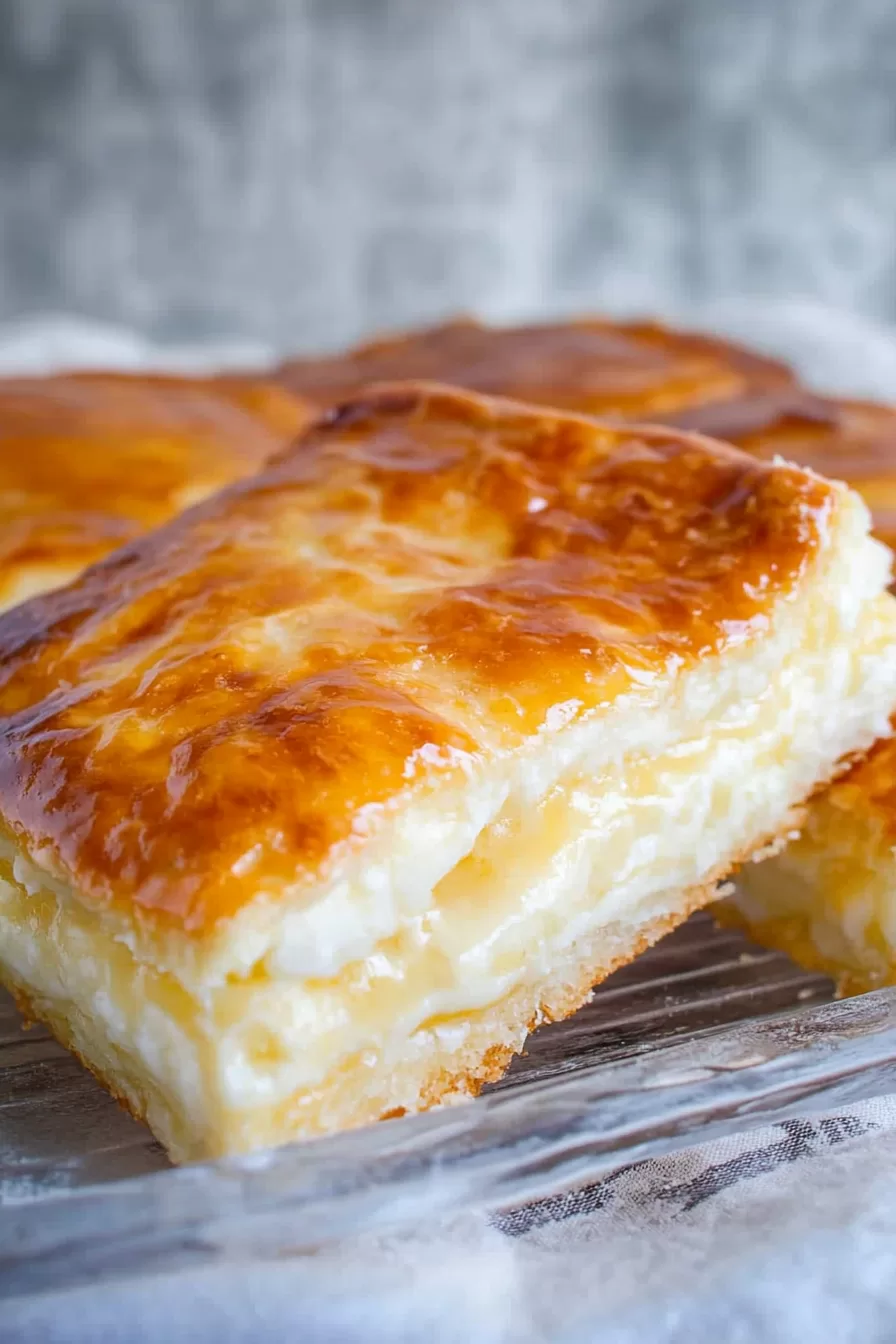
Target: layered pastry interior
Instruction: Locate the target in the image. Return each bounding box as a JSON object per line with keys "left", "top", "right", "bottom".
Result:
{"left": 0, "top": 369, "right": 310, "bottom": 611}
{"left": 1, "top": 383, "right": 894, "bottom": 1162}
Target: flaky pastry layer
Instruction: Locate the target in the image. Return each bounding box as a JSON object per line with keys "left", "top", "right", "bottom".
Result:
{"left": 283, "top": 320, "right": 896, "bottom": 1011}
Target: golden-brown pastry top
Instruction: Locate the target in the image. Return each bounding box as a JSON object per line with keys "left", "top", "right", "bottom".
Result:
{"left": 0, "top": 383, "right": 835, "bottom": 935}
{"left": 278, "top": 315, "right": 896, "bottom": 555}
{"left": 0, "top": 371, "right": 311, "bottom": 610}
{"left": 661, "top": 391, "right": 896, "bottom": 554}
{"left": 278, "top": 316, "right": 795, "bottom": 418}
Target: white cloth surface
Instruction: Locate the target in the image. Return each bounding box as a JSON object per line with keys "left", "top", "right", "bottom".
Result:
{"left": 2, "top": 309, "right": 896, "bottom": 1342}
{"left": 6, "top": 1099, "right": 896, "bottom": 1344}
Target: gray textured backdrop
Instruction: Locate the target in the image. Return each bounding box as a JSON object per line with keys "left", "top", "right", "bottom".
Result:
{"left": 1, "top": 0, "right": 895, "bottom": 353}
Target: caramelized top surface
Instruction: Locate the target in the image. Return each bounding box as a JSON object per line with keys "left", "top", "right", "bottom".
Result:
{"left": 0, "top": 371, "right": 310, "bottom": 611}
{"left": 662, "top": 391, "right": 896, "bottom": 553}
{"left": 281, "top": 316, "right": 896, "bottom": 557}
{"left": 0, "top": 383, "right": 835, "bottom": 935}
{"left": 278, "top": 316, "right": 795, "bottom": 419}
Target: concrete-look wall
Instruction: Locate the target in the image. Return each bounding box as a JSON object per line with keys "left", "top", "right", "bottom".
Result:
{"left": 1, "top": 0, "right": 895, "bottom": 351}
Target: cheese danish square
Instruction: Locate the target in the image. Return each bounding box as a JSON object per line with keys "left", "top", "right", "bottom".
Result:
{"left": 0, "top": 383, "right": 894, "bottom": 1162}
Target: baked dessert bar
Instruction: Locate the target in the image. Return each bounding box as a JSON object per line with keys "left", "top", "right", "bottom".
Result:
{"left": 0, "top": 371, "right": 310, "bottom": 612}
{"left": 277, "top": 315, "right": 795, "bottom": 419}
{"left": 0, "top": 382, "right": 894, "bottom": 1161}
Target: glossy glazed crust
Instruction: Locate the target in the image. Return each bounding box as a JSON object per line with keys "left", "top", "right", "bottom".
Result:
{"left": 278, "top": 316, "right": 896, "bottom": 555}
{"left": 0, "top": 371, "right": 311, "bottom": 609}
{"left": 662, "top": 391, "right": 896, "bottom": 553}
{"left": 277, "top": 316, "right": 795, "bottom": 418}
{"left": 0, "top": 382, "right": 834, "bottom": 935}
